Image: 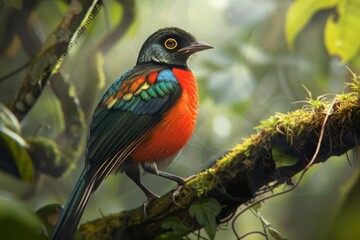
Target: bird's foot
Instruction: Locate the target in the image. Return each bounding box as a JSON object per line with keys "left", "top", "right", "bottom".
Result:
{"left": 171, "top": 175, "right": 196, "bottom": 207}
{"left": 142, "top": 194, "right": 160, "bottom": 219}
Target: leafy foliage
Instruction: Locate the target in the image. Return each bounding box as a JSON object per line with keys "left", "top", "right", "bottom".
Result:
{"left": 272, "top": 145, "right": 299, "bottom": 168}
{"left": 0, "top": 195, "right": 45, "bottom": 240}
{"left": 285, "top": 0, "right": 360, "bottom": 62}
{"left": 0, "top": 104, "right": 34, "bottom": 182}
{"left": 324, "top": 0, "right": 360, "bottom": 62}
{"left": 35, "top": 203, "right": 62, "bottom": 237}
{"left": 257, "top": 211, "right": 287, "bottom": 240}
{"left": 189, "top": 198, "right": 221, "bottom": 240}
{"left": 161, "top": 216, "right": 191, "bottom": 236}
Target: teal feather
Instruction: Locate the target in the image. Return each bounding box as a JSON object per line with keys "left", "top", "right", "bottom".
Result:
{"left": 114, "top": 100, "right": 125, "bottom": 109}
{"left": 154, "top": 85, "right": 165, "bottom": 96}
{"left": 128, "top": 97, "right": 141, "bottom": 111}
{"left": 166, "top": 82, "right": 176, "bottom": 91}
{"left": 158, "top": 81, "right": 170, "bottom": 94}
{"left": 140, "top": 91, "right": 151, "bottom": 101}
{"left": 147, "top": 87, "right": 158, "bottom": 98}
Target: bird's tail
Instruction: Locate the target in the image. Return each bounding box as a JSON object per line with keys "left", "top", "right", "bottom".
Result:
{"left": 50, "top": 168, "right": 95, "bottom": 240}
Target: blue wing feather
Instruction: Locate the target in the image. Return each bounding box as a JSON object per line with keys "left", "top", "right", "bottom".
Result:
{"left": 157, "top": 69, "right": 178, "bottom": 82}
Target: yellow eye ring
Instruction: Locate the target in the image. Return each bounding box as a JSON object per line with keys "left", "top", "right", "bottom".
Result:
{"left": 164, "top": 38, "right": 178, "bottom": 50}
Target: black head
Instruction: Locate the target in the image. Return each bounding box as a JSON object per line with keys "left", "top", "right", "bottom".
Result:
{"left": 136, "top": 27, "right": 212, "bottom": 67}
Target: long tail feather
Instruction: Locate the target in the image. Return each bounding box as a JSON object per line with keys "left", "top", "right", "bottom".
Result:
{"left": 50, "top": 169, "right": 95, "bottom": 240}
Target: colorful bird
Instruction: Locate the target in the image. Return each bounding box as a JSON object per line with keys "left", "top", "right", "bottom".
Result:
{"left": 50, "top": 27, "right": 212, "bottom": 240}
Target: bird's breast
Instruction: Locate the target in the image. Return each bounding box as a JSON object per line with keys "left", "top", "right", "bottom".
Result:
{"left": 131, "top": 69, "right": 198, "bottom": 162}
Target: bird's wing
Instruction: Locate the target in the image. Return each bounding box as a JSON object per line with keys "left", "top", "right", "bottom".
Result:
{"left": 85, "top": 64, "right": 182, "bottom": 183}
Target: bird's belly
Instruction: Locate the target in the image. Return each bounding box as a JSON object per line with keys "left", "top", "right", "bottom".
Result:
{"left": 130, "top": 92, "right": 197, "bottom": 162}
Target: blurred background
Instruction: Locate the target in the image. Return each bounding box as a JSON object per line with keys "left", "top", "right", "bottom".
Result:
{"left": 0, "top": 0, "right": 359, "bottom": 239}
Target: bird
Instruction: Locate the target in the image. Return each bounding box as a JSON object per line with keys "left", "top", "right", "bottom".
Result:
{"left": 50, "top": 27, "right": 212, "bottom": 240}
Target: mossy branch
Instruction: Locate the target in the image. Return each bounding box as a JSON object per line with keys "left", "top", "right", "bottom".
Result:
{"left": 80, "top": 76, "right": 360, "bottom": 240}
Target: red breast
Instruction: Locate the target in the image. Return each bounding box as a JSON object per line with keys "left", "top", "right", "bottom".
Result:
{"left": 131, "top": 68, "right": 198, "bottom": 162}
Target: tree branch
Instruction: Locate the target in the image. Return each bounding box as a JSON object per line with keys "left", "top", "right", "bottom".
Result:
{"left": 79, "top": 78, "right": 360, "bottom": 240}
{"left": 8, "top": 0, "right": 100, "bottom": 121}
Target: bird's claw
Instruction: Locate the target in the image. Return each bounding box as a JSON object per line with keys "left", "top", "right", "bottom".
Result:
{"left": 171, "top": 175, "right": 196, "bottom": 207}
{"left": 142, "top": 194, "right": 160, "bottom": 219}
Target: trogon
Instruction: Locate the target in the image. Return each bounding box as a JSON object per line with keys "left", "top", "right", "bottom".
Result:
{"left": 51, "top": 27, "right": 212, "bottom": 240}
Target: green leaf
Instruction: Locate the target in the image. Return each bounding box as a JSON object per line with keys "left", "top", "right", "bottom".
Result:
{"left": 0, "top": 125, "right": 34, "bottom": 183}
{"left": 257, "top": 211, "right": 287, "bottom": 240}
{"left": 0, "top": 103, "right": 20, "bottom": 133}
{"left": 0, "top": 195, "right": 46, "bottom": 240}
{"left": 272, "top": 146, "right": 298, "bottom": 168}
{"left": 251, "top": 203, "right": 262, "bottom": 212}
{"left": 269, "top": 226, "right": 287, "bottom": 240}
{"left": 161, "top": 216, "right": 190, "bottom": 235}
{"left": 285, "top": 0, "right": 338, "bottom": 50}
{"left": 189, "top": 198, "right": 221, "bottom": 240}
{"left": 325, "top": 0, "right": 360, "bottom": 62}
{"left": 0, "top": 103, "right": 32, "bottom": 181}
{"left": 36, "top": 204, "right": 62, "bottom": 234}
{"left": 35, "top": 204, "right": 82, "bottom": 240}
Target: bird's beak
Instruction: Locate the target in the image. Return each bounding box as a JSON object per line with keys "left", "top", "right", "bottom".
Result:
{"left": 176, "top": 41, "right": 213, "bottom": 55}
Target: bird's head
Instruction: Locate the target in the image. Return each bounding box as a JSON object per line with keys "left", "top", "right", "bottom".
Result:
{"left": 136, "top": 27, "right": 213, "bottom": 67}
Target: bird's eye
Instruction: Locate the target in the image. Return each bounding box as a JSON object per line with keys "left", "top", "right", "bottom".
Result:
{"left": 164, "top": 38, "right": 178, "bottom": 50}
